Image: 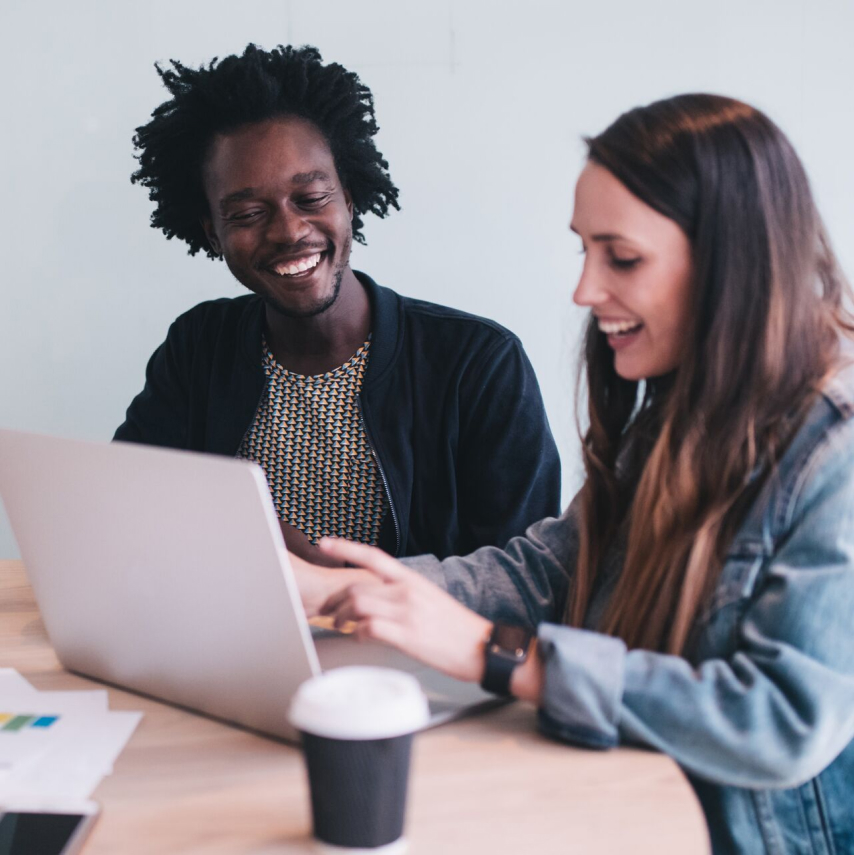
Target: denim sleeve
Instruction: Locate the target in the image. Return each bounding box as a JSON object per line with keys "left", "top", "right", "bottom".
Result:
{"left": 537, "top": 424, "right": 854, "bottom": 789}
{"left": 402, "top": 505, "right": 578, "bottom": 629}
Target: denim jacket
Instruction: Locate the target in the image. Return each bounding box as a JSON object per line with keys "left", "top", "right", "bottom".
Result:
{"left": 407, "top": 364, "right": 854, "bottom": 854}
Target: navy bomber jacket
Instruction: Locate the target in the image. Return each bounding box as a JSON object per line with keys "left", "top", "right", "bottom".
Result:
{"left": 114, "top": 272, "right": 561, "bottom": 559}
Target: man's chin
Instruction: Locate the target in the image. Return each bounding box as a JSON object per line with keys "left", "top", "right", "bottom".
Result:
{"left": 261, "top": 276, "right": 343, "bottom": 319}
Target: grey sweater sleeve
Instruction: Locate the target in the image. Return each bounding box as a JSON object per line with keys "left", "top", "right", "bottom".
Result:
{"left": 402, "top": 504, "right": 579, "bottom": 629}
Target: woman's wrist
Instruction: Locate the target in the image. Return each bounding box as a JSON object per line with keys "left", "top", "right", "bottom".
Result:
{"left": 509, "top": 639, "right": 543, "bottom": 704}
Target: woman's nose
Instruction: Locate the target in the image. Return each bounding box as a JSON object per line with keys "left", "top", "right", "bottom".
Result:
{"left": 572, "top": 261, "right": 609, "bottom": 308}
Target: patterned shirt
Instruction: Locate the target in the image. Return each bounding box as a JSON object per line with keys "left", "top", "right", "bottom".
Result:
{"left": 237, "top": 339, "right": 387, "bottom": 545}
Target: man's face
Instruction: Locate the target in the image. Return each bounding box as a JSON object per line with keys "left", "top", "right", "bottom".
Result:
{"left": 201, "top": 117, "right": 354, "bottom": 318}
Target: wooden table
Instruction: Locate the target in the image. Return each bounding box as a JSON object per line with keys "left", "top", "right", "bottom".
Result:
{"left": 0, "top": 560, "right": 710, "bottom": 854}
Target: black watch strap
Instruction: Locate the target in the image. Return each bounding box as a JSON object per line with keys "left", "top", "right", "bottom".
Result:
{"left": 480, "top": 622, "right": 534, "bottom": 697}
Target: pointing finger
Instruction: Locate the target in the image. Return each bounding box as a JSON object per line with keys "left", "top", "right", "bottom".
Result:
{"left": 318, "top": 538, "right": 412, "bottom": 582}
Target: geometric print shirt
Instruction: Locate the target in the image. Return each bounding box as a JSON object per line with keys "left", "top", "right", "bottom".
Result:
{"left": 237, "top": 338, "right": 387, "bottom": 546}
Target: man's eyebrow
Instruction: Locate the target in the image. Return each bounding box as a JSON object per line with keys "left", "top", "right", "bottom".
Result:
{"left": 219, "top": 188, "right": 257, "bottom": 209}
{"left": 292, "top": 170, "right": 333, "bottom": 185}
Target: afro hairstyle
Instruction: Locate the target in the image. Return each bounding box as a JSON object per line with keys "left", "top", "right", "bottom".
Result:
{"left": 131, "top": 44, "right": 400, "bottom": 257}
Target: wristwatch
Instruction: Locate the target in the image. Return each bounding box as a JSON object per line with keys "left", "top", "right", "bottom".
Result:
{"left": 480, "top": 622, "right": 534, "bottom": 696}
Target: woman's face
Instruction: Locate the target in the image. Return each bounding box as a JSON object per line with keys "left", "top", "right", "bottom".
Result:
{"left": 571, "top": 162, "right": 693, "bottom": 381}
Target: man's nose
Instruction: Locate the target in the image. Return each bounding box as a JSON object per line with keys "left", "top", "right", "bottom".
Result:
{"left": 267, "top": 203, "right": 311, "bottom": 245}
{"left": 572, "top": 261, "right": 608, "bottom": 308}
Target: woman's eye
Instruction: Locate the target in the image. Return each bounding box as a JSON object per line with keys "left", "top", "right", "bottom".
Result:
{"left": 611, "top": 256, "right": 641, "bottom": 270}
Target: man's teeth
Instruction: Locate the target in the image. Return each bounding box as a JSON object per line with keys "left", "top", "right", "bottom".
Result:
{"left": 598, "top": 319, "right": 643, "bottom": 335}
{"left": 273, "top": 252, "right": 322, "bottom": 276}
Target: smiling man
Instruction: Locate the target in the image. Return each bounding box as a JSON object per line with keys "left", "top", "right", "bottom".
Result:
{"left": 115, "top": 44, "right": 560, "bottom": 564}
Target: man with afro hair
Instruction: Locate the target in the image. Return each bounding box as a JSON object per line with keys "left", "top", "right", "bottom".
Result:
{"left": 116, "top": 44, "right": 560, "bottom": 565}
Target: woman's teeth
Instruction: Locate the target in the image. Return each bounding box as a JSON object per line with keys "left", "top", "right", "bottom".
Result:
{"left": 598, "top": 318, "right": 643, "bottom": 336}
{"left": 273, "top": 252, "right": 323, "bottom": 276}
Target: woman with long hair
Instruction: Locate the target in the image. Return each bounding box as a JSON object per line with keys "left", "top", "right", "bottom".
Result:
{"left": 294, "top": 94, "right": 854, "bottom": 853}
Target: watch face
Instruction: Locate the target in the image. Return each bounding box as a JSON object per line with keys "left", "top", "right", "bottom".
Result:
{"left": 493, "top": 624, "right": 532, "bottom": 659}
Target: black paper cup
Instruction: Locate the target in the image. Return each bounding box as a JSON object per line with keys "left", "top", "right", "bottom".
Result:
{"left": 289, "top": 667, "right": 429, "bottom": 854}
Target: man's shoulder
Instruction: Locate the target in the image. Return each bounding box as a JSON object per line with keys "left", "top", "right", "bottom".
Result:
{"left": 171, "top": 293, "right": 259, "bottom": 324}
{"left": 360, "top": 271, "right": 520, "bottom": 354}
{"left": 152, "top": 295, "right": 263, "bottom": 371}
{"left": 396, "top": 293, "right": 519, "bottom": 347}
{"left": 164, "top": 294, "right": 261, "bottom": 339}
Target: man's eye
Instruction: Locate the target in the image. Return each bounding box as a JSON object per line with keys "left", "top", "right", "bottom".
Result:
{"left": 299, "top": 195, "right": 329, "bottom": 208}
{"left": 228, "top": 210, "right": 263, "bottom": 222}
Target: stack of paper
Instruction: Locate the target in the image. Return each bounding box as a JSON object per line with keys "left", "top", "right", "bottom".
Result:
{"left": 0, "top": 669, "right": 142, "bottom": 809}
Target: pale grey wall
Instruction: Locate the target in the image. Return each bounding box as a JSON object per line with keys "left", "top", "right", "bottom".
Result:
{"left": 2, "top": 0, "right": 853, "bottom": 557}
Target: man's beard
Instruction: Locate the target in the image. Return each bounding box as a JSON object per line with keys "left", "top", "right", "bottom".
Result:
{"left": 264, "top": 262, "right": 344, "bottom": 319}
{"left": 263, "top": 231, "right": 351, "bottom": 319}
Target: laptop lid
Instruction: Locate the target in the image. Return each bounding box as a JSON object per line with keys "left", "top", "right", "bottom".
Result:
{"left": 0, "top": 429, "right": 319, "bottom": 740}
{"left": 0, "top": 430, "right": 498, "bottom": 741}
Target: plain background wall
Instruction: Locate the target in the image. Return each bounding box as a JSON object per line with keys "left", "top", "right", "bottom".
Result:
{"left": 1, "top": 0, "right": 853, "bottom": 558}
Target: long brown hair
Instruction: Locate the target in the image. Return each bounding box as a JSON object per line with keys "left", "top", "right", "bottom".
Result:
{"left": 569, "top": 94, "right": 853, "bottom": 654}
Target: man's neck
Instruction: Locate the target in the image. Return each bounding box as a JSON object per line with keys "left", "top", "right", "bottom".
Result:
{"left": 263, "top": 268, "right": 371, "bottom": 376}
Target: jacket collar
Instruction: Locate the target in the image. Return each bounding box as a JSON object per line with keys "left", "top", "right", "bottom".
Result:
{"left": 354, "top": 271, "right": 403, "bottom": 390}
{"left": 237, "top": 270, "right": 402, "bottom": 387}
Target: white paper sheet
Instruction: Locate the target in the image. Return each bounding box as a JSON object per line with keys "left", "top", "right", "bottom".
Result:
{"left": 0, "top": 669, "right": 38, "bottom": 695}
{"left": 0, "top": 671, "right": 142, "bottom": 805}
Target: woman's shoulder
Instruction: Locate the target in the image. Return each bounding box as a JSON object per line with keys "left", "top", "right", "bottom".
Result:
{"left": 818, "top": 347, "right": 854, "bottom": 421}
{"left": 708, "top": 357, "right": 854, "bottom": 633}
{"left": 799, "top": 352, "right": 854, "bottom": 461}
{"left": 771, "top": 355, "right": 854, "bottom": 534}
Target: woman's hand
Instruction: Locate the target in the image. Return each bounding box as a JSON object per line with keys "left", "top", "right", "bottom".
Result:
{"left": 317, "top": 538, "right": 493, "bottom": 684}
{"left": 288, "top": 552, "right": 378, "bottom": 618}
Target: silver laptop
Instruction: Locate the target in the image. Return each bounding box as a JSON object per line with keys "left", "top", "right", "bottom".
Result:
{"left": 0, "top": 429, "right": 497, "bottom": 742}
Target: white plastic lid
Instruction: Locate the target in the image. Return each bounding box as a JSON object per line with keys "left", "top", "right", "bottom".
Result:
{"left": 289, "top": 667, "right": 430, "bottom": 740}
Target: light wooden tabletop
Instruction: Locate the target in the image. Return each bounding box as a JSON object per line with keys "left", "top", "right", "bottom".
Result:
{"left": 0, "top": 559, "right": 710, "bottom": 854}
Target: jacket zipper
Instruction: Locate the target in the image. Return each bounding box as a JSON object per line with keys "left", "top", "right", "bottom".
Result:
{"left": 357, "top": 397, "right": 401, "bottom": 556}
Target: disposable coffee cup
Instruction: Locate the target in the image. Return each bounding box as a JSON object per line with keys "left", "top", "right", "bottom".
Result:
{"left": 289, "top": 666, "right": 430, "bottom": 854}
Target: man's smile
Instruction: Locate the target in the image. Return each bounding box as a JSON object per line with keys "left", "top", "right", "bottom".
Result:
{"left": 272, "top": 251, "right": 323, "bottom": 276}
{"left": 259, "top": 249, "right": 330, "bottom": 280}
